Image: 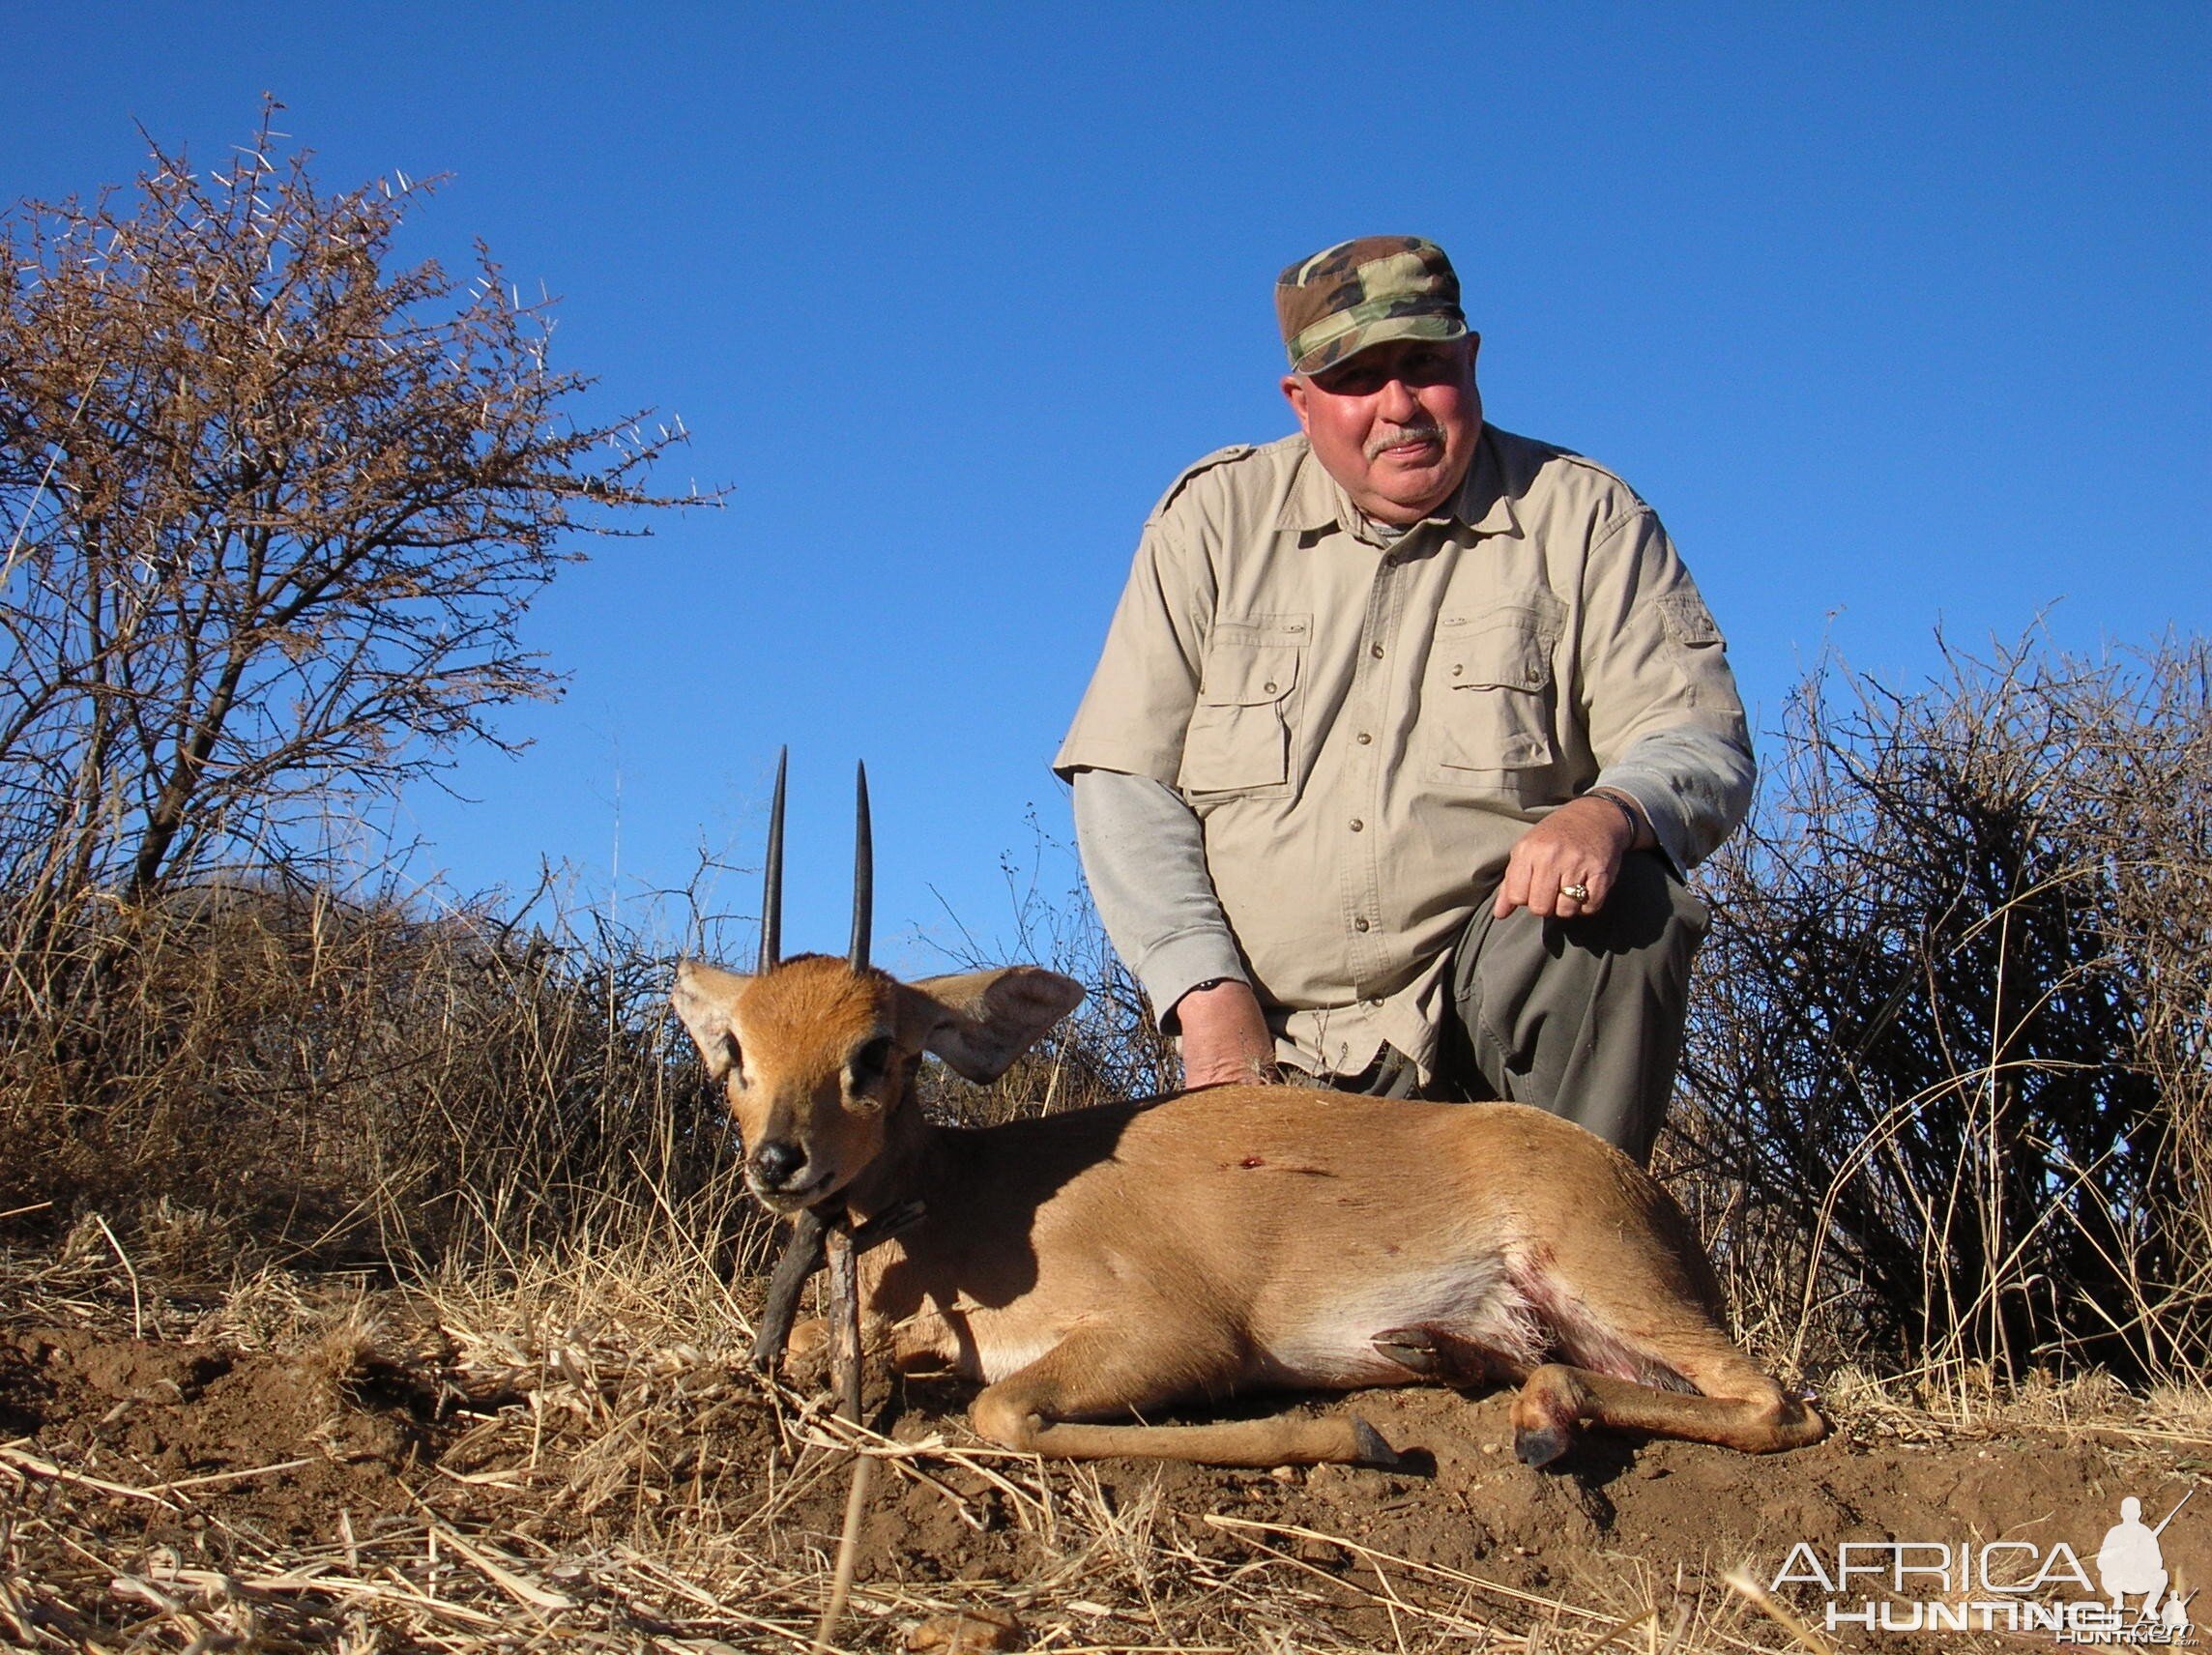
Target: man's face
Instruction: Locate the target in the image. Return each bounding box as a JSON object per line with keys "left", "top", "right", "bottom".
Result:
{"left": 1281, "top": 334, "right": 1482, "bottom": 526}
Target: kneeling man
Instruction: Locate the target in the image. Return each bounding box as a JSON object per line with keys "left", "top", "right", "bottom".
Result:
{"left": 1056, "top": 236, "right": 1753, "bottom": 1163}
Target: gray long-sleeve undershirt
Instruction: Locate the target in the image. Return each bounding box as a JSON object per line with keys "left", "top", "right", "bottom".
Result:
{"left": 1070, "top": 727, "right": 1751, "bottom": 1032}
{"left": 1070, "top": 767, "right": 1246, "bottom": 1032}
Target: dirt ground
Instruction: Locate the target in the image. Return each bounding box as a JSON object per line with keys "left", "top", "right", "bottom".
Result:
{"left": 4, "top": 1294, "right": 2208, "bottom": 1653}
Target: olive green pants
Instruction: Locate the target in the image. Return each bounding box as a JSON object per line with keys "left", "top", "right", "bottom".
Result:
{"left": 1331, "top": 851, "right": 1708, "bottom": 1165}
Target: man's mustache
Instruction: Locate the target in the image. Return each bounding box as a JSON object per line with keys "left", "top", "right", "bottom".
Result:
{"left": 1366, "top": 423, "right": 1444, "bottom": 460}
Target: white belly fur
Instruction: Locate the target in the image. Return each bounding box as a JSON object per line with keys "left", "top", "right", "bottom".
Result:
{"left": 1266, "top": 1257, "right": 1544, "bottom": 1385}
{"left": 904, "top": 1261, "right": 1549, "bottom": 1391}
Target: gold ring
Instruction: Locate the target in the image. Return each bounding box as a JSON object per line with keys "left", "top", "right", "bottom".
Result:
{"left": 1560, "top": 883, "right": 1589, "bottom": 902}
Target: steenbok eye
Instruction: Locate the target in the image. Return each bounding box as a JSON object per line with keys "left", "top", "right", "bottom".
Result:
{"left": 849, "top": 1035, "right": 894, "bottom": 1089}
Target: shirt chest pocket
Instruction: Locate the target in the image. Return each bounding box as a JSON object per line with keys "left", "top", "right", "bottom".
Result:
{"left": 1430, "top": 602, "right": 1562, "bottom": 782}
{"left": 1178, "top": 624, "right": 1304, "bottom": 798}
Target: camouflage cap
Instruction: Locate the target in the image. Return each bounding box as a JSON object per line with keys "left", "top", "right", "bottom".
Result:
{"left": 1275, "top": 235, "right": 1467, "bottom": 377}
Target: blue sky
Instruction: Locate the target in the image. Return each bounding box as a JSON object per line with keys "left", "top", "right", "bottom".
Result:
{"left": 8, "top": 4, "right": 2206, "bottom": 974}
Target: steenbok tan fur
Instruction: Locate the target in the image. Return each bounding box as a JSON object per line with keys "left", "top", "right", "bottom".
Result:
{"left": 672, "top": 948, "right": 1825, "bottom": 1468}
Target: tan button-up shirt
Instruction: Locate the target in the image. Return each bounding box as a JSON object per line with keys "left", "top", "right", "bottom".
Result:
{"left": 1055, "top": 425, "right": 1752, "bottom": 1080}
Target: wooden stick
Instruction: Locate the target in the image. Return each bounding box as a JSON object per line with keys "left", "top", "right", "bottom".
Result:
{"left": 751, "top": 1198, "right": 918, "bottom": 1378}
{"left": 810, "top": 1221, "right": 871, "bottom": 1655}
{"left": 828, "top": 1224, "right": 861, "bottom": 1425}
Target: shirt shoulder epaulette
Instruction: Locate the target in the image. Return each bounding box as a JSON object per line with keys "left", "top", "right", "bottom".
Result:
{"left": 1147, "top": 443, "right": 1262, "bottom": 522}
{"left": 1491, "top": 426, "right": 1650, "bottom": 514}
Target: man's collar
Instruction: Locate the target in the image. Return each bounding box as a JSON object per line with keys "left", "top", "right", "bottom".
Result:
{"left": 1444, "top": 431, "right": 1519, "bottom": 538}
{"left": 1276, "top": 428, "right": 1519, "bottom": 542}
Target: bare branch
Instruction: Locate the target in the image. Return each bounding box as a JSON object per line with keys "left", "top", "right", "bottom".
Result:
{"left": 0, "top": 111, "right": 715, "bottom": 919}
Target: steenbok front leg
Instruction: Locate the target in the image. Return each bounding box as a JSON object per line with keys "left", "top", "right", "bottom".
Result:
{"left": 969, "top": 1326, "right": 1400, "bottom": 1467}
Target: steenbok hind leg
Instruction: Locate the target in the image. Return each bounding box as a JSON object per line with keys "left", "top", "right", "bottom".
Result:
{"left": 969, "top": 1327, "right": 1400, "bottom": 1468}
{"left": 1510, "top": 1353, "right": 1824, "bottom": 1466}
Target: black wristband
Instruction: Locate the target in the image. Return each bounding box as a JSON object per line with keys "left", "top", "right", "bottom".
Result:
{"left": 1589, "top": 790, "right": 1643, "bottom": 845}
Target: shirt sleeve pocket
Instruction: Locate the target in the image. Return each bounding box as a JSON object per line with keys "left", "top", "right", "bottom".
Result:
{"left": 1657, "top": 590, "right": 1731, "bottom": 708}
{"left": 1179, "top": 630, "right": 1302, "bottom": 797}
{"left": 1432, "top": 603, "right": 1561, "bottom": 777}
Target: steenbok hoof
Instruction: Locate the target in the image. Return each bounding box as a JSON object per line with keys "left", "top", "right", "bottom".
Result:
{"left": 1351, "top": 1416, "right": 1406, "bottom": 1469}
{"left": 1372, "top": 1326, "right": 1443, "bottom": 1376}
{"left": 1514, "top": 1424, "right": 1571, "bottom": 1467}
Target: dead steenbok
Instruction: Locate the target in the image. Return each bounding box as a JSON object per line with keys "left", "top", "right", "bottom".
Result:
{"left": 675, "top": 762, "right": 1823, "bottom": 1469}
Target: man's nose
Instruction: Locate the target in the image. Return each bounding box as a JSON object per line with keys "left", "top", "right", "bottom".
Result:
{"left": 1375, "top": 375, "right": 1420, "bottom": 419}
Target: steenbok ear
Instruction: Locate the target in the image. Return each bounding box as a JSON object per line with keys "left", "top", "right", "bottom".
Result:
{"left": 901, "top": 968, "right": 1086, "bottom": 1084}
{"left": 671, "top": 959, "right": 752, "bottom": 1080}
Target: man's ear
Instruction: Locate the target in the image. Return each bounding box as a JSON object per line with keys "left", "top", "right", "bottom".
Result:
{"left": 898, "top": 967, "right": 1086, "bottom": 1084}
{"left": 671, "top": 959, "right": 750, "bottom": 1080}
{"left": 1281, "top": 371, "right": 1312, "bottom": 435}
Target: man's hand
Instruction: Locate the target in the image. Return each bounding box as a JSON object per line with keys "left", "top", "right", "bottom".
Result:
{"left": 1173, "top": 978, "right": 1281, "bottom": 1089}
{"left": 1493, "top": 792, "right": 1649, "bottom": 919}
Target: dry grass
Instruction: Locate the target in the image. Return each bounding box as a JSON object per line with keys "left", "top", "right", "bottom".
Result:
{"left": 1670, "top": 630, "right": 2212, "bottom": 1387}
{"left": 14, "top": 1193, "right": 2212, "bottom": 1651}
{"left": 0, "top": 870, "right": 769, "bottom": 1281}
{"left": 0, "top": 1247, "right": 1876, "bottom": 1655}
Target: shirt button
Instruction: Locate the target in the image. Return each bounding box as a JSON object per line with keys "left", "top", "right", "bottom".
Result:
{"left": 1263, "top": 681, "right": 1278, "bottom": 694}
{"left": 1349, "top": 818, "right": 1364, "bottom": 832}
{"left": 1353, "top": 916, "right": 1371, "bottom": 932}
{"left": 1451, "top": 663, "right": 1464, "bottom": 678}
{"left": 1355, "top": 732, "right": 1373, "bottom": 745}
{"left": 1369, "top": 643, "right": 1384, "bottom": 659}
